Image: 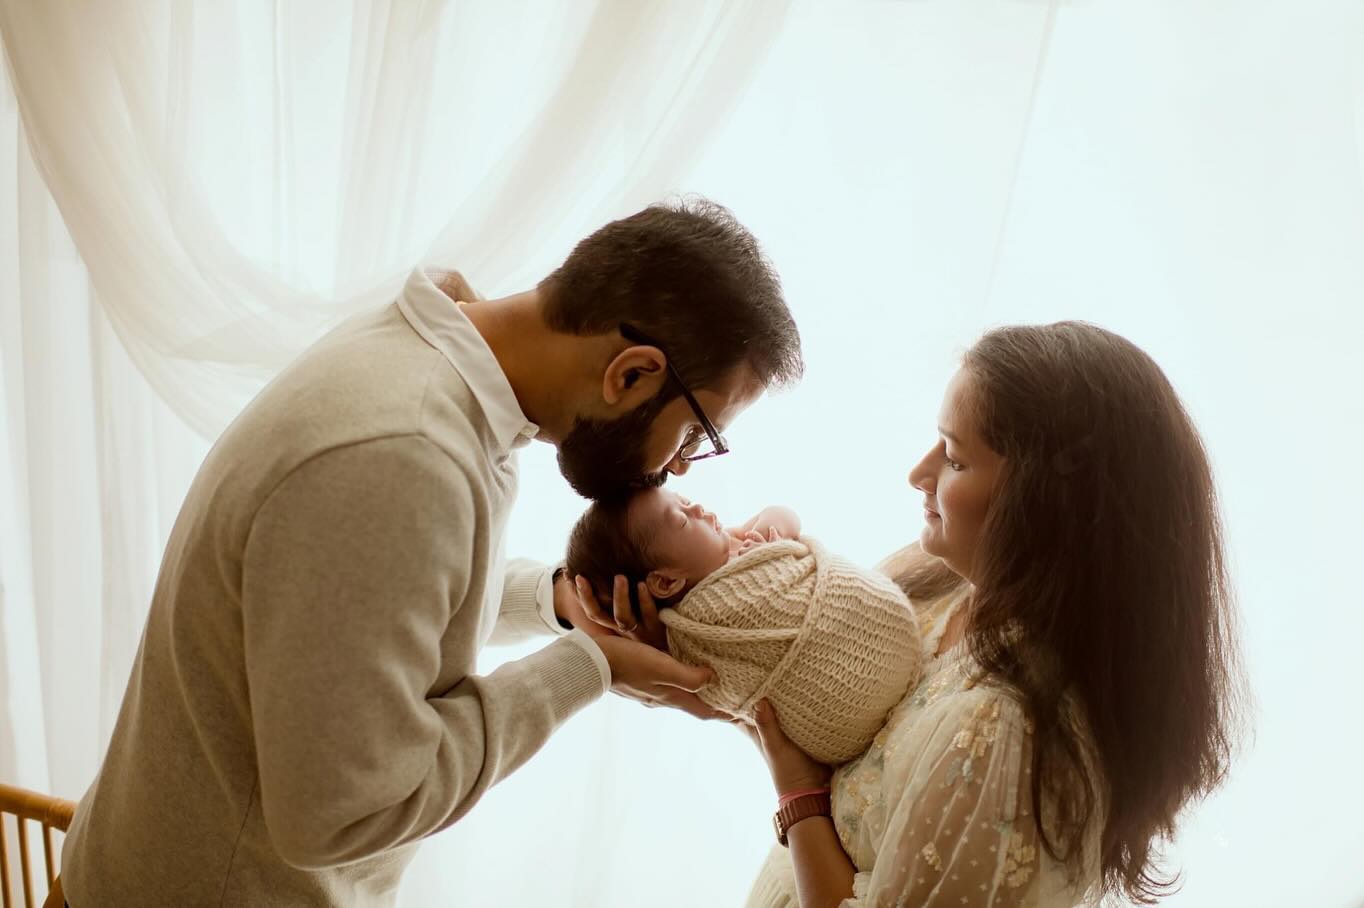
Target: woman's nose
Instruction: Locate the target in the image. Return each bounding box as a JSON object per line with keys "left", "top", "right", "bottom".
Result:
{"left": 908, "top": 455, "right": 933, "bottom": 493}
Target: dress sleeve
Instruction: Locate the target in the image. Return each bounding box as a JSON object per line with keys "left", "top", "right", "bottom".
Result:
{"left": 842, "top": 691, "right": 1042, "bottom": 908}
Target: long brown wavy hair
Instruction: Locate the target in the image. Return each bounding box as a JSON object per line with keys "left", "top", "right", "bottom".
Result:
{"left": 895, "top": 322, "right": 1246, "bottom": 903}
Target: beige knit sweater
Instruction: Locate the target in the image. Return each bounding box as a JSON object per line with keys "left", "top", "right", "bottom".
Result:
{"left": 60, "top": 289, "right": 607, "bottom": 907}
{"left": 662, "top": 537, "right": 922, "bottom": 764}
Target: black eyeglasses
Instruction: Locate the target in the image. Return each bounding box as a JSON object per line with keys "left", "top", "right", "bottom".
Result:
{"left": 618, "top": 323, "right": 730, "bottom": 463}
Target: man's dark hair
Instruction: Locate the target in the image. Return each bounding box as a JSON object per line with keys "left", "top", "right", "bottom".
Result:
{"left": 539, "top": 197, "right": 803, "bottom": 397}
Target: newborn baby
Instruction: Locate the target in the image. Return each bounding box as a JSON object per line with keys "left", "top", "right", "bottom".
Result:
{"left": 565, "top": 488, "right": 923, "bottom": 764}
{"left": 566, "top": 489, "right": 803, "bottom": 607}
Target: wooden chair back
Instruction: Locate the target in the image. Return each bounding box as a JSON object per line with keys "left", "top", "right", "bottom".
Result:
{"left": 0, "top": 784, "right": 75, "bottom": 908}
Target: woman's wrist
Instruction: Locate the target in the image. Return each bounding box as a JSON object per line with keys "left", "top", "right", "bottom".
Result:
{"left": 778, "top": 786, "right": 830, "bottom": 808}
{"left": 785, "top": 812, "right": 856, "bottom": 906}
{"left": 771, "top": 766, "right": 833, "bottom": 797}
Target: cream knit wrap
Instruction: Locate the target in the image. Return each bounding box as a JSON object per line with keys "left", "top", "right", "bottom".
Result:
{"left": 659, "top": 537, "right": 923, "bottom": 764}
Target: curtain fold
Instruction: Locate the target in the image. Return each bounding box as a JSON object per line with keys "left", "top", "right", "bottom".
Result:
{"left": 0, "top": 0, "right": 788, "bottom": 437}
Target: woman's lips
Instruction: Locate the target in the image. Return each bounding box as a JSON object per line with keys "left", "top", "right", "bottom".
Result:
{"left": 924, "top": 505, "right": 940, "bottom": 520}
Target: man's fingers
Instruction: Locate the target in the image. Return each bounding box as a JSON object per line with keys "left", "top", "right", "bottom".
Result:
{"left": 611, "top": 575, "right": 637, "bottom": 631}
{"left": 634, "top": 582, "right": 667, "bottom": 648}
{"left": 574, "top": 576, "right": 617, "bottom": 630}
{"left": 636, "top": 581, "right": 659, "bottom": 624}
{"left": 600, "top": 635, "right": 720, "bottom": 718}
{"left": 621, "top": 641, "right": 713, "bottom": 693}
{"left": 657, "top": 689, "right": 728, "bottom": 721}
{"left": 651, "top": 653, "right": 714, "bottom": 693}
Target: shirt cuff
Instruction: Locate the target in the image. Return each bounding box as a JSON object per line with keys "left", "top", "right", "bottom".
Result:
{"left": 490, "top": 559, "right": 569, "bottom": 647}
{"left": 562, "top": 628, "right": 611, "bottom": 689}
{"left": 535, "top": 566, "right": 572, "bottom": 637}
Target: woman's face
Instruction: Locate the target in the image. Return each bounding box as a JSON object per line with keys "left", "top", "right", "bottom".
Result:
{"left": 908, "top": 369, "right": 1005, "bottom": 583}
{"left": 626, "top": 488, "right": 732, "bottom": 584}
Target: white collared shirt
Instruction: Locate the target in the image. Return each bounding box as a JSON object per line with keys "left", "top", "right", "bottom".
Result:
{"left": 396, "top": 267, "right": 603, "bottom": 671}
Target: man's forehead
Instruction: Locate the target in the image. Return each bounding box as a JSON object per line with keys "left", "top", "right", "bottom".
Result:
{"left": 695, "top": 390, "right": 754, "bottom": 434}
{"left": 700, "top": 368, "right": 764, "bottom": 425}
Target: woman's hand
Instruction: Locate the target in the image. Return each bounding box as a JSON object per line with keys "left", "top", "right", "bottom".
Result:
{"left": 739, "top": 699, "right": 832, "bottom": 795}
{"left": 742, "top": 700, "right": 855, "bottom": 908}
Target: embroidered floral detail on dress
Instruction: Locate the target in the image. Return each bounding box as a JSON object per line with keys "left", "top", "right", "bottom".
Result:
{"left": 920, "top": 841, "right": 944, "bottom": 872}
{"left": 943, "top": 755, "right": 968, "bottom": 786}
{"left": 1002, "top": 830, "right": 1037, "bottom": 888}
{"left": 819, "top": 619, "right": 1088, "bottom": 904}
{"left": 953, "top": 699, "right": 1003, "bottom": 759}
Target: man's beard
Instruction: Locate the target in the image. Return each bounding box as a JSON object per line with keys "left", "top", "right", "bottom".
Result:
{"left": 557, "top": 394, "right": 670, "bottom": 501}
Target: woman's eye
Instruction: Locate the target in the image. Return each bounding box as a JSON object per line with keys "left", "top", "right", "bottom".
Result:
{"left": 944, "top": 452, "right": 964, "bottom": 471}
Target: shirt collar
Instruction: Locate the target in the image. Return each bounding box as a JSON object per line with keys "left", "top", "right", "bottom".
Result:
{"left": 396, "top": 267, "right": 538, "bottom": 453}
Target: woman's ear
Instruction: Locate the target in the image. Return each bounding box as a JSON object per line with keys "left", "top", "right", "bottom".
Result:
{"left": 646, "top": 570, "right": 687, "bottom": 603}
{"left": 601, "top": 344, "right": 667, "bottom": 410}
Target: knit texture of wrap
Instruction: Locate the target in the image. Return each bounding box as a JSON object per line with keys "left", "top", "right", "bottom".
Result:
{"left": 659, "top": 536, "right": 923, "bottom": 764}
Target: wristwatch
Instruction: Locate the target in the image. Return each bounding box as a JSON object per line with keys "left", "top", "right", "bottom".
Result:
{"left": 773, "top": 792, "right": 832, "bottom": 846}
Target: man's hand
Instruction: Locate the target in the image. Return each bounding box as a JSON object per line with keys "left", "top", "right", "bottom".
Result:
{"left": 571, "top": 574, "right": 669, "bottom": 652}
{"left": 594, "top": 635, "right": 727, "bottom": 721}
{"left": 556, "top": 571, "right": 722, "bottom": 720}
{"left": 553, "top": 569, "right": 620, "bottom": 643}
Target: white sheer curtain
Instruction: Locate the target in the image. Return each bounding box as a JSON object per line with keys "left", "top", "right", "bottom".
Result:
{"left": 0, "top": 1, "right": 791, "bottom": 904}
{"left": 4, "top": 1, "right": 1364, "bottom": 906}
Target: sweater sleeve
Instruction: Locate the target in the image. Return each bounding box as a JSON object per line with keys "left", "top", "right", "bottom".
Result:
{"left": 241, "top": 435, "right": 606, "bottom": 870}
{"left": 488, "top": 558, "right": 564, "bottom": 645}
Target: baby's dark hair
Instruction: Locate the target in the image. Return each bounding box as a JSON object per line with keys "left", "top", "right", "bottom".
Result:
{"left": 565, "top": 496, "right": 665, "bottom": 615}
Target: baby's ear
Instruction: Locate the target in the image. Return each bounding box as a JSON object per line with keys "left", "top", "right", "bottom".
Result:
{"left": 646, "top": 570, "right": 687, "bottom": 603}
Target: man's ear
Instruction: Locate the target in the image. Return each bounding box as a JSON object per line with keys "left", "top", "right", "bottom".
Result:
{"left": 601, "top": 345, "right": 667, "bottom": 411}
{"left": 646, "top": 570, "right": 687, "bottom": 603}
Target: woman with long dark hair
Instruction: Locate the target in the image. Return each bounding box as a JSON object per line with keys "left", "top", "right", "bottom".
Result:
{"left": 744, "top": 322, "right": 1246, "bottom": 906}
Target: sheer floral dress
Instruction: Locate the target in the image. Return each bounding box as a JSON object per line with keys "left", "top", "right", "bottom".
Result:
{"left": 745, "top": 588, "right": 1102, "bottom": 908}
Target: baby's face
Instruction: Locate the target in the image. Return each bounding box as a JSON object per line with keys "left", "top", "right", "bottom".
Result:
{"left": 627, "top": 488, "right": 732, "bottom": 584}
